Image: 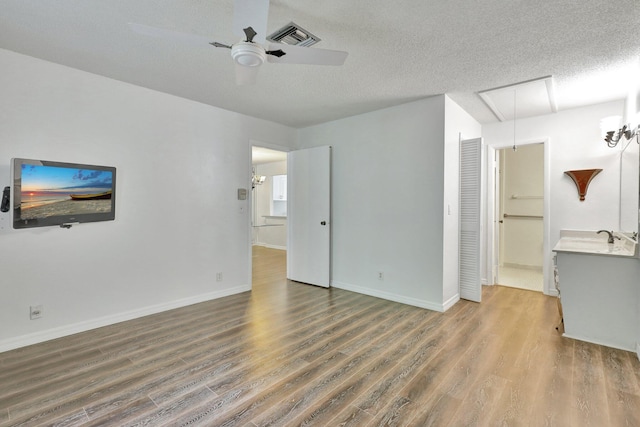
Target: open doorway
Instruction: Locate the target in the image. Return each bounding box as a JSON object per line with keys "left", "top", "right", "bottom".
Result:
{"left": 251, "top": 146, "right": 288, "bottom": 278}
{"left": 251, "top": 144, "right": 332, "bottom": 289}
{"left": 495, "top": 143, "right": 544, "bottom": 292}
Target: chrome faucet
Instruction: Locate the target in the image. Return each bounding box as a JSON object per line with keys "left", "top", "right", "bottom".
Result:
{"left": 597, "top": 230, "right": 620, "bottom": 244}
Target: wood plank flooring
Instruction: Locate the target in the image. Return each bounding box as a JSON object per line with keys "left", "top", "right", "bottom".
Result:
{"left": 1, "top": 245, "right": 639, "bottom": 426}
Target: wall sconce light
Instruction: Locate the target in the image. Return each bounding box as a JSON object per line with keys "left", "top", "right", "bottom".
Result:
{"left": 605, "top": 70, "right": 640, "bottom": 148}
{"left": 603, "top": 123, "right": 639, "bottom": 148}
{"left": 251, "top": 168, "right": 266, "bottom": 189}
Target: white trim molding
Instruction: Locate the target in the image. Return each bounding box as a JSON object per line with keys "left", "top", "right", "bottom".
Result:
{"left": 253, "top": 243, "right": 286, "bottom": 251}
{"left": 331, "top": 280, "right": 446, "bottom": 312}
{"left": 0, "top": 285, "right": 251, "bottom": 353}
{"left": 442, "top": 293, "right": 460, "bottom": 311}
{"left": 562, "top": 332, "right": 636, "bottom": 353}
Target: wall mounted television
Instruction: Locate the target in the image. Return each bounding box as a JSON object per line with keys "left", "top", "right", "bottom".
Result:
{"left": 12, "top": 158, "right": 116, "bottom": 229}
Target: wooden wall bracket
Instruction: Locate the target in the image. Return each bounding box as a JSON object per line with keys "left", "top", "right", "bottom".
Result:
{"left": 564, "top": 169, "right": 602, "bottom": 201}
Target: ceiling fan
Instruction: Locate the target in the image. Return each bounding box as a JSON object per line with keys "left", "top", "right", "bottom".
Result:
{"left": 129, "top": 0, "right": 348, "bottom": 85}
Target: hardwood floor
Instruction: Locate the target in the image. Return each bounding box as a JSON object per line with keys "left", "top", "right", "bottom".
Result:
{"left": 1, "top": 245, "right": 639, "bottom": 426}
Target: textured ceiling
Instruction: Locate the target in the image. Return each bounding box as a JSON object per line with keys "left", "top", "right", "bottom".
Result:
{"left": 1, "top": 0, "right": 639, "bottom": 128}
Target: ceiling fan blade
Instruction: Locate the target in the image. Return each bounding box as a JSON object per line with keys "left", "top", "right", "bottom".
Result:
{"left": 211, "top": 42, "right": 232, "bottom": 49}
{"left": 266, "top": 43, "right": 348, "bottom": 66}
{"left": 233, "top": 0, "right": 269, "bottom": 44}
{"left": 235, "top": 63, "right": 260, "bottom": 85}
{"left": 129, "top": 22, "right": 213, "bottom": 47}
{"left": 265, "top": 49, "right": 286, "bottom": 58}
{"left": 243, "top": 26, "right": 257, "bottom": 43}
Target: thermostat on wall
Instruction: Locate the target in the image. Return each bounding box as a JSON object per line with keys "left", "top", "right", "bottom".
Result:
{"left": 237, "top": 188, "right": 247, "bottom": 200}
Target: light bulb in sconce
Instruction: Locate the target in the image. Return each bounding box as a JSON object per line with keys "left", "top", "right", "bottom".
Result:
{"left": 603, "top": 60, "right": 640, "bottom": 148}
{"left": 600, "top": 115, "right": 622, "bottom": 139}
{"left": 623, "top": 92, "right": 640, "bottom": 131}
{"left": 624, "top": 59, "right": 640, "bottom": 129}
{"left": 602, "top": 114, "right": 639, "bottom": 148}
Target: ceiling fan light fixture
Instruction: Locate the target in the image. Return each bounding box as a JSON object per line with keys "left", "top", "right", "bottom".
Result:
{"left": 231, "top": 42, "right": 266, "bottom": 67}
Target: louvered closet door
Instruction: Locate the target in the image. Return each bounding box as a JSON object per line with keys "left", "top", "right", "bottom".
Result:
{"left": 459, "top": 137, "right": 482, "bottom": 302}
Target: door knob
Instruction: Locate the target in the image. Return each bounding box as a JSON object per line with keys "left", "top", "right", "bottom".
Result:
{"left": 320, "top": 221, "right": 327, "bottom": 225}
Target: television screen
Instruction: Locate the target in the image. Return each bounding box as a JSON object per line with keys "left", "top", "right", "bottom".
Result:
{"left": 12, "top": 158, "right": 116, "bottom": 229}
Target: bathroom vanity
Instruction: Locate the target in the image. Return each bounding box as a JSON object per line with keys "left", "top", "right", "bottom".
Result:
{"left": 553, "top": 230, "right": 639, "bottom": 352}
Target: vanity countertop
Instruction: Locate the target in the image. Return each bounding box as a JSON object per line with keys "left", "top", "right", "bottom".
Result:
{"left": 553, "top": 229, "right": 637, "bottom": 257}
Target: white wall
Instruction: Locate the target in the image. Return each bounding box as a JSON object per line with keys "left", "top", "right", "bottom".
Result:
{"left": 252, "top": 160, "right": 287, "bottom": 249}
{"left": 483, "top": 100, "right": 626, "bottom": 292}
{"left": 297, "top": 96, "right": 479, "bottom": 310}
{"left": 0, "top": 49, "right": 296, "bottom": 351}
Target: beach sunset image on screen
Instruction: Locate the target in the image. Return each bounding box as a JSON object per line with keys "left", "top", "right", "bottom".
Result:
{"left": 20, "top": 164, "right": 113, "bottom": 219}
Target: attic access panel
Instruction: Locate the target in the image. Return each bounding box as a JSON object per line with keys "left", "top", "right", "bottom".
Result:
{"left": 478, "top": 76, "right": 558, "bottom": 121}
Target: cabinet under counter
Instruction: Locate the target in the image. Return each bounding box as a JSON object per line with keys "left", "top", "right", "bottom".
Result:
{"left": 554, "top": 251, "right": 639, "bottom": 352}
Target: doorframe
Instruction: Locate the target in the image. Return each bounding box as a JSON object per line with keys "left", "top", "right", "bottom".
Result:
{"left": 248, "top": 139, "right": 292, "bottom": 290}
{"left": 484, "top": 137, "right": 554, "bottom": 296}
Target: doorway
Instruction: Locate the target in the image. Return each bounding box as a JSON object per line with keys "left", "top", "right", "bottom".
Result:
{"left": 250, "top": 144, "right": 332, "bottom": 289}
{"left": 251, "top": 146, "right": 288, "bottom": 251}
{"left": 251, "top": 145, "right": 289, "bottom": 285}
{"left": 495, "top": 143, "right": 544, "bottom": 292}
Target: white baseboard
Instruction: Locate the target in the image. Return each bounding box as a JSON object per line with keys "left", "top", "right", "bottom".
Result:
{"left": 637, "top": 342, "right": 640, "bottom": 362}
{"left": 443, "top": 293, "right": 460, "bottom": 311}
{"left": 0, "top": 285, "right": 250, "bottom": 353}
{"left": 331, "top": 280, "right": 445, "bottom": 312}
{"left": 253, "top": 243, "right": 286, "bottom": 251}
{"left": 562, "top": 332, "right": 635, "bottom": 353}
{"left": 502, "top": 263, "right": 543, "bottom": 271}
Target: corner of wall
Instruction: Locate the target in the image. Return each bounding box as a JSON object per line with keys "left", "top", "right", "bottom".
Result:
{"left": 443, "top": 293, "right": 460, "bottom": 311}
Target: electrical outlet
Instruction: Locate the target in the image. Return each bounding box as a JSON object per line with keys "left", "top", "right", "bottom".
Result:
{"left": 30, "top": 305, "right": 43, "bottom": 320}
{"left": 378, "top": 272, "right": 384, "bottom": 280}
{"left": 216, "top": 272, "right": 223, "bottom": 282}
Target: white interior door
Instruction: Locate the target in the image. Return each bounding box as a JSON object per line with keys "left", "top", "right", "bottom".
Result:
{"left": 287, "top": 146, "right": 331, "bottom": 287}
{"left": 491, "top": 147, "right": 500, "bottom": 285}
{"left": 483, "top": 146, "right": 499, "bottom": 286}
{"left": 460, "top": 137, "right": 482, "bottom": 302}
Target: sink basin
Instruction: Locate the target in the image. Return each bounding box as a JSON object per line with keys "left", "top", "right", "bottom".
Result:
{"left": 553, "top": 230, "right": 637, "bottom": 257}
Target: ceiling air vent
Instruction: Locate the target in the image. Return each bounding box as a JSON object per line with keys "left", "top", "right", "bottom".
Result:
{"left": 267, "top": 22, "right": 320, "bottom": 47}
